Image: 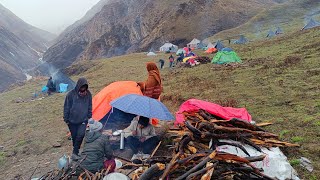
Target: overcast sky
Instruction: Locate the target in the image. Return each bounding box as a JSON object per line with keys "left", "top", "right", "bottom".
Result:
{"left": 0, "top": 0, "right": 101, "bottom": 34}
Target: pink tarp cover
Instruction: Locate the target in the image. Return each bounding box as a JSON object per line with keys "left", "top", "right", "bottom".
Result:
{"left": 175, "top": 99, "right": 252, "bottom": 125}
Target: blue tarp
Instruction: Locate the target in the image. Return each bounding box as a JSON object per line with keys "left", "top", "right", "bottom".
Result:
{"left": 59, "top": 83, "right": 69, "bottom": 93}
{"left": 42, "top": 86, "right": 48, "bottom": 93}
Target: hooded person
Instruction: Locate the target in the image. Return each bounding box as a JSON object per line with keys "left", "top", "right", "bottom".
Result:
{"left": 63, "top": 77, "right": 92, "bottom": 158}
{"left": 141, "top": 62, "right": 162, "bottom": 99}
{"left": 46, "top": 76, "right": 56, "bottom": 95}
{"left": 124, "top": 116, "right": 160, "bottom": 155}
{"left": 80, "top": 119, "right": 114, "bottom": 173}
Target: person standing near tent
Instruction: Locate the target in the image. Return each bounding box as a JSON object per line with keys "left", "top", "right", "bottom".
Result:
{"left": 141, "top": 62, "right": 162, "bottom": 99}
{"left": 46, "top": 76, "right": 56, "bottom": 95}
{"left": 158, "top": 59, "right": 165, "bottom": 69}
{"left": 169, "top": 54, "right": 174, "bottom": 68}
{"left": 125, "top": 116, "right": 160, "bottom": 155}
{"left": 63, "top": 77, "right": 92, "bottom": 159}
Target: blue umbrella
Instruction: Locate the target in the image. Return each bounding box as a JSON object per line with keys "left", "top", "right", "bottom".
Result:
{"left": 110, "top": 94, "right": 174, "bottom": 120}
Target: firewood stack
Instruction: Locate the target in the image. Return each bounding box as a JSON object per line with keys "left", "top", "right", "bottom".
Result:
{"left": 195, "top": 56, "right": 211, "bottom": 64}
{"left": 39, "top": 109, "right": 299, "bottom": 180}
{"left": 137, "top": 109, "right": 299, "bottom": 180}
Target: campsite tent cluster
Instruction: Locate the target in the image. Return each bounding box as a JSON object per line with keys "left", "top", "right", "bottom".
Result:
{"left": 155, "top": 38, "right": 242, "bottom": 66}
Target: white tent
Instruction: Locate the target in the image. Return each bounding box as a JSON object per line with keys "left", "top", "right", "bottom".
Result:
{"left": 207, "top": 42, "right": 215, "bottom": 48}
{"left": 187, "top": 38, "right": 201, "bottom": 49}
{"left": 147, "top": 52, "right": 157, "bottom": 56}
{"left": 159, "top": 43, "right": 178, "bottom": 52}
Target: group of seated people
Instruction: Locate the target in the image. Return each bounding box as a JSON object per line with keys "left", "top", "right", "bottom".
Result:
{"left": 78, "top": 116, "right": 159, "bottom": 174}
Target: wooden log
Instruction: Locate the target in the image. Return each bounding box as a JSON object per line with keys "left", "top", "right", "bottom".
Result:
{"left": 178, "top": 135, "right": 192, "bottom": 154}
{"left": 228, "top": 118, "right": 266, "bottom": 132}
{"left": 256, "top": 122, "right": 273, "bottom": 127}
{"left": 245, "top": 155, "right": 266, "bottom": 162}
{"left": 185, "top": 121, "right": 202, "bottom": 138}
{"left": 177, "top": 152, "right": 207, "bottom": 165}
{"left": 185, "top": 163, "right": 216, "bottom": 180}
{"left": 176, "top": 151, "right": 217, "bottom": 180}
{"left": 159, "top": 152, "right": 181, "bottom": 180}
{"left": 140, "top": 163, "right": 165, "bottom": 180}
{"left": 201, "top": 163, "right": 215, "bottom": 180}
{"left": 243, "top": 138, "right": 262, "bottom": 152}
{"left": 150, "top": 141, "right": 162, "bottom": 158}
{"left": 216, "top": 141, "right": 250, "bottom": 156}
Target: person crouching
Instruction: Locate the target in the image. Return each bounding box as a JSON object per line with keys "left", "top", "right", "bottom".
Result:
{"left": 80, "top": 119, "right": 114, "bottom": 173}
{"left": 125, "top": 116, "right": 160, "bottom": 155}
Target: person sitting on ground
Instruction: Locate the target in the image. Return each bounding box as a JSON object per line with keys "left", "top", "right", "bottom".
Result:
{"left": 140, "top": 62, "right": 162, "bottom": 99}
{"left": 80, "top": 119, "right": 114, "bottom": 173}
{"left": 158, "top": 59, "right": 165, "bottom": 69}
{"left": 125, "top": 116, "right": 160, "bottom": 155}
{"left": 46, "top": 76, "right": 56, "bottom": 95}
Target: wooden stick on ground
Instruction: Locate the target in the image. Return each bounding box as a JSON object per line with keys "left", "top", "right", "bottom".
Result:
{"left": 140, "top": 163, "right": 165, "bottom": 180}
{"left": 176, "top": 150, "right": 217, "bottom": 180}
{"left": 150, "top": 141, "right": 162, "bottom": 158}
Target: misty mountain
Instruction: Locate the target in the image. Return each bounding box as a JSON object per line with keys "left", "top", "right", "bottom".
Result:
{"left": 0, "top": 3, "right": 56, "bottom": 92}
{"left": 43, "top": 0, "right": 287, "bottom": 70}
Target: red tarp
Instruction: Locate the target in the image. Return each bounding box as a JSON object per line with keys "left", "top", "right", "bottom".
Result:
{"left": 175, "top": 99, "right": 252, "bottom": 125}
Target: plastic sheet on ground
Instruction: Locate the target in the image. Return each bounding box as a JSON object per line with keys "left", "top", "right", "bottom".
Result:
{"left": 217, "top": 140, "right": 299, "bottom": 180}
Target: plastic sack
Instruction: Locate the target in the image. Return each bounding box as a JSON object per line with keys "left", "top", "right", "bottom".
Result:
{"left": 59, "top": 83, "right": 69, "bottom": 93}
{"left": 41, "top": 86, "right": 48, "bottom": 93}
{"left": 218, "top": 140, "right": 300, "bottom": 180}
{"left": 57, "top": 154, "right": 70, "bottom": 170}
{"left": 103, "top": 173, "right": 129, "bottom": 180}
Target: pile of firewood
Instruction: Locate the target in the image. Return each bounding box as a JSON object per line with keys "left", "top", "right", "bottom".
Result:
{"left": 39, "top": 109, "right": 299, "bottom": 180}
{"left": 195, "top": 56, "right": 211, "bottom": 64}
{"left": 133, "top": 109, "right": 299, "bottom": 180}
{"left": 38, "top": 155, "right": 112, "bottom": 180}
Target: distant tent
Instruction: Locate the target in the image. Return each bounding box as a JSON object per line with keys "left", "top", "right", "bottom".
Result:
{"left": 160, "top": 42, "right": 178, "bottom": 52}
{"left": 275, "top": 27, "right": 283, "bottom": 35}
{"left": 148, "top": 47, "right": 156, "bottom": 53}
{"left": 266, "top": 30, "right": 276, "bottom": 38}
{"left": 302, "top": 19, "right": 320, "bottom": 30}
{"left": 205, "top": 48, "right": 217, "bottom": 54}
{"left": 197, "top": 42, "right": 206, "bottom": 49}
{"left": 176, "top": 48, "right": 186, "bottom": 55}
{"left": 213, "top": 40, "right": 224, "bottom": 51}
{"left": 147, "top": 52, "right": 157, "bottom": 56}
{"left": 234, "top": 35, "right": 248, "bottom": 44}
{"left": 212, "top": 50, "right": 241, "bottom": 64}
{"left": 202, "top": 39, "right": 210, "bottom": 47}
{"left": 221, "top": 47, "right": 233, "bottom": 52}
{"left": 52, "top": 71, "right": 75, "bottom": 92}
{"left": 187, "top": 38, "right": 201, "bottom": 49}
{"left": 207, "top": 42, "right": 215, "bottom": 48}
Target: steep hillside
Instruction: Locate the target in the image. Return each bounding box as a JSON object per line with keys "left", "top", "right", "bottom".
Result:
{"left": 0, "top": 3, "right": 56, "bottom": 92}
{"left": 1, "top": 26, "right": 319, "bottom": 179}
{"left": 208, "top": 0, "right": 320, "bottom": 41}
{"left": 42, "top": 0, "right": 284, "bottom": 70}
{"left": 0, "top": 3, "right": 56, "bottom": 50}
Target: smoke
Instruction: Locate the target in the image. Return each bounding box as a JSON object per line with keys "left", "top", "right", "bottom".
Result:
{"left": 36, "top": 61, "right": 76, "bottom": 91}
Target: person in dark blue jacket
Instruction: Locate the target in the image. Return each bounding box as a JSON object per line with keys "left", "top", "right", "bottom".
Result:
{"left": 63, "top": 77, "right": 92, "bottom": 158}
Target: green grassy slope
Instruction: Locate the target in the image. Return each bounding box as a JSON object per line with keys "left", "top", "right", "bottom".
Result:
{"left": 208, "top": 0, "right": 320, "bottom": 42}
{"left": 1, "top": 28, "right": 320, "bottom": 179}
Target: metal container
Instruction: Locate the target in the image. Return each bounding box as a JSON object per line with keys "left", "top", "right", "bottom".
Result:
{"left": 120, "top": 132, "right": 125, "bottom": 150}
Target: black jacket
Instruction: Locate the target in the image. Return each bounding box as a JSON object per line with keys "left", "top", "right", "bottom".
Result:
{"left": 63, "top": 78, "right": 92, "bottom": 124}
